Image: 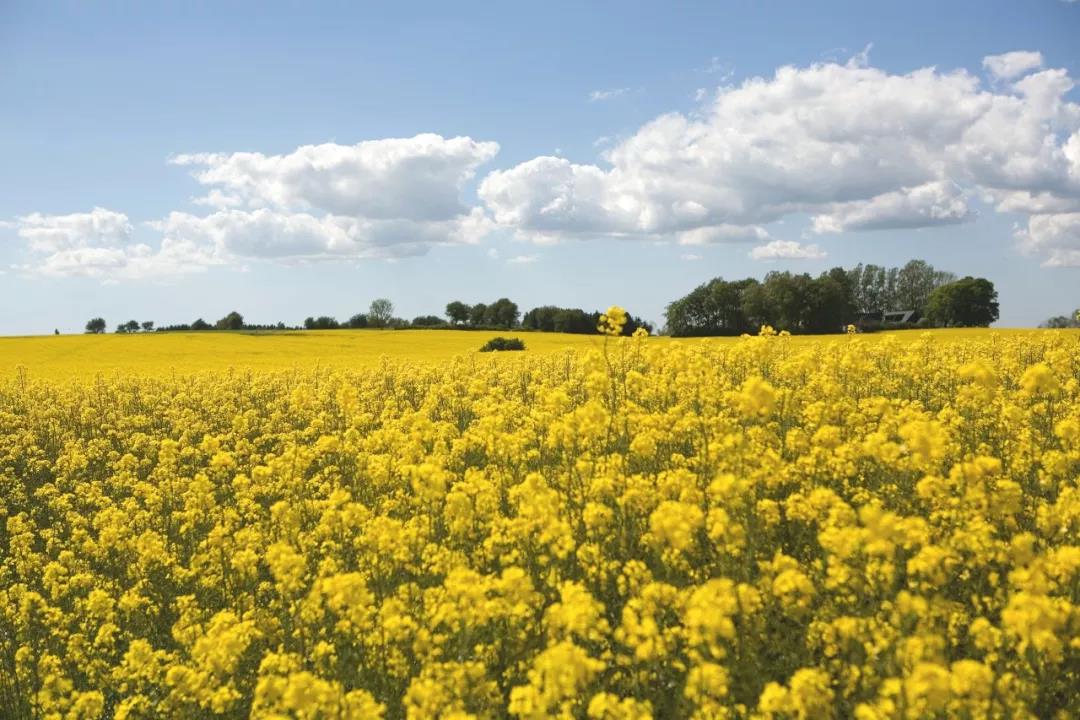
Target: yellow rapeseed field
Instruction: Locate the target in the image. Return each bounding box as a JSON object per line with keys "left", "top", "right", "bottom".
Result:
{"left": 1, "top": 315, "right": 1078, "bottom": 718}
{"left": 0, "top": 326, "right": 1063, "bottom": 381}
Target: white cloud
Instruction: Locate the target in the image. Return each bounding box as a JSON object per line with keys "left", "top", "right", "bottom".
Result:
{"left": 680, "top": 253, "right": 704, "bottom": 261}
{"left": 983, "top": 51, "right": 1044, "bottom": 81}
{"left": 589, "top": 88, "right": 630, "bottom": 102}
{"left": 749, "top": 240, "right": 826, "bottom": 261}
{"left": 10, "top": 207, "right": 220, "bottom": 279}
{"left": 811, "top": 182, "right": 972, "bottom": 233}
{"left": 15, "top": 207, "right": 132, "bottom": 253}
{"left": 1015, "top": 212, "right": 1080, "bottom": 266}
{"left": 170, "top": 134, "right": 498, "bottom": 219}
{"left": 14, "top": 135, "right": 501, "bottom": 278}
{"left": 479, "top": 52, "right": 1080, "bottom": 265}
{"left": 151, "top": 206, "right": 494, "bottom": 262}
{"left": 676, "top": 224, "right": 770, "bottom": 245}
{"left": 506, "top": 254, "right": 539, "bottom": 264}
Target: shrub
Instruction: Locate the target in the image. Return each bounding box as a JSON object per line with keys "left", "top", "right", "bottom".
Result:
{"left": 479, "top": 336, "right": 525, "bottom": 352}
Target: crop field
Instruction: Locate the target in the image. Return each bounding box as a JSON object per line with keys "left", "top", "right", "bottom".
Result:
{"left": 0, "top": 327, "right": 1065, "bottom": 381}
{"left": 1, "top": 321, "right": 1079, "bottom": 718}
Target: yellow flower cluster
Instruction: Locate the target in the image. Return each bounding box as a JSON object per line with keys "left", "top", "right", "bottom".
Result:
{"left": 2, "top": 326, "right": 1079, "bottom": 718}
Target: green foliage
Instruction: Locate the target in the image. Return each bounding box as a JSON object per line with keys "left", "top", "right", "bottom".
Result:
{"left": 115, "top": 319, "right": 141, "bottom": 334}
{"left": 304, "top": 316, "right": 341, "bottom": 330}
{"left": 479, "top": 336, "right": 526, "bottom": 352}
{"left": 522, "top": 305, "right": 652, "bottom": 335}
{"left": 84, "top": 318, "right": 106, "bottom": 334}
{"left": 445, "top": 301, "right": 471, "bottom": 325}
{"left": 925, "top": 277, "right": 1000, "bottom": 327}
{"left": 1041, "top": 309, "right": 1080, "bottom": 329}
{"left": 216, "top": 311, "right": 245, "bottom": 331}
{"left": 667, "top": 269, "right": 858, "bottom": 336}
{"left": 368, "top": 298, "right": 394, "bottom": 328}
{"left": 411, "top": 315, "right": 447, "bottom": 327}
{"left": 847, "top": 260, "right": 954, "bottom": 316}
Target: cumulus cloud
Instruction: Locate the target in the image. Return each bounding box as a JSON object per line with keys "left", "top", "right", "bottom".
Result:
{"left": 150, "top": 207, "right": 493, "bottom": 263}
{"left": 12, "top": 53, "right": 1080, "bottom": 277}
{"left": 506, "top": 254, "right": 539, "bottom": 264}
{"left": 983, "top": 51, "right": 1043, "bottom": 81}
{"left": 811, "top": 182, "right": 972, "bottom": 233}
{"left": 7, "top": 207, "right": 216, "bottom": 279}
{"left": 13, "top": 135, "right": 500, "bottom": 278}
{"left": 15, "top": 207, "right": 132, "bottom": 253}
{"left": 1015, "top": 212, "right": 1080, "bottom": 266}
{"left": 749, "top": 240, "right": 826, "bottom": 261}
{"left": 170, "top": 134, "right": 498, "bottom": 219}
{"left": 6, "top": 208, "right": 217, "bottom": 280}
{"left": 479, "top": 52, "right": 1080, "bottom": 265}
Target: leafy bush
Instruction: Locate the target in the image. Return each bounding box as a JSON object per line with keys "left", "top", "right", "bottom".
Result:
{"left": 479, "top": 336, "right": 525, "bottom": 352}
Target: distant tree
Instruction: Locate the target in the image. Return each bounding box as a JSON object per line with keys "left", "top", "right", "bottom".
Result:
{"left": 1040, "top": 308, "right": 1080, "bottom": 328}
{"left": 925, "top": 277, "right": 999, "bottom": 327}
{"left": 479, "top": 337, "right": 526, "bottom": 352}
{"left": 116, "top": 320, "right": 141, "bottom": 334}
{"left": 804, "top": 267, "right": 858, "bottom": 332}
{"left": 85, "top": 317, "right": 106, "bottom": 334}
{"left": 54, "top": 328, "right": 60, "bottom": 335}
{"left": 487, "top": 298, "right": 520, "bottom": 328}
{"left": 895, "top": 259, "right": 954, "bottom": 314}
{"left": 1042, "top": 316, "right": 1074, "bottom": 329}
{"left": 369, "top": 298, "right": 394, "bottom": 328}
{"left": 445, "top": 301, "right": 471, "bottom": 325}
{"left": 191, "top": 318, "right": 211, "bottom": 331}
{"left": 141, "top": 321, "right": 154, "bottom": 333}
{"left": 216, "top": 311, "right": 244, "bottom": 331}
{"left": 412, "top": 315, "right": 446, "bottom": 327}
{"left": 468, "top": 303, "right": 489, "bottom": 327}
{"left": 347, "top": 313, "right": 369, "bottom": 329}
{"left": 304, "top": 316, "right": 340, "bottom": 330}
{"left": 522, "top": 306, "right": 558, "bottom": 332}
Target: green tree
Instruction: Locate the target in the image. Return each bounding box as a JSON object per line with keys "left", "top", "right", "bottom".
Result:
{"left": 216, "top": 311, "right": 244, "bottom": 331}
{"left": 522, "top": 306, "right": 559, "bottom": 332}
{"left": 487, "top": 298, "right": 520, "bottom": 328}
{"left": 1040, "top": 309, "right": 1080, "bottom": 328}
{"left": 445, "top": 301, "right": 471, "bottom": 325}
{"left": 347, "top": 313, "right": 368, "bottom": 329}
{"left": 141, "top": 321, "right": 154, "bottom": 333}
{"left": 925, "top": 277, "right": 999, "bottom": 327}
{"left": 468, "top": 303, "right": 488, "bottom": 327}
{"left": 555, "top": 308, "right": 595, "bottom": 334}
{"left": 304, "top": 316, "right": 340, "bottom": 330}
{"left": 85, "top": 317, "right": 106, "bottom": 334}
{"left": 368, "top": 299, "right": 394, "bottom": 328}
{"left": 894, "top": 260, "right": 955, "bottom": 314}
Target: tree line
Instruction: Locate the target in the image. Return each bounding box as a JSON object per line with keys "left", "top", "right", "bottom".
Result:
{"left": 664, "top": 259, "right": 1000, "bottom": 336}
{"left": 83, "top": 297, "right": 654, "bottom": 336}
{"left": 1040, "top": 308, "right": 1080, "bottom": 329}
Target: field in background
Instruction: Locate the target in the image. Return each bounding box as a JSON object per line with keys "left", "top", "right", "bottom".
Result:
{"left": 0, "top": 327, "right": 1075, "bottom": 380}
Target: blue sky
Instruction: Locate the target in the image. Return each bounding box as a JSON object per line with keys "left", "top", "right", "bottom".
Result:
{"left": 1, "top": 0, "right": 1079, "bottom": 334}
